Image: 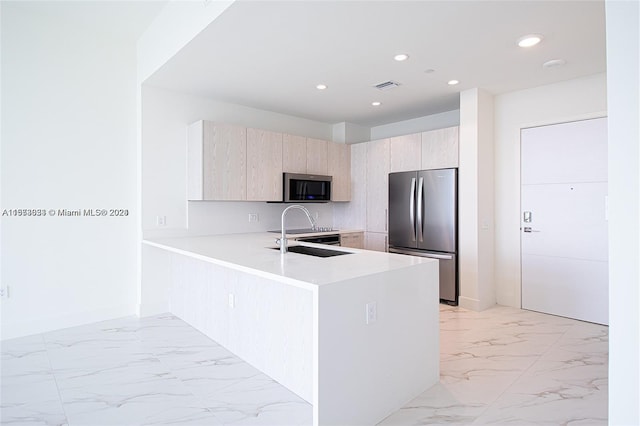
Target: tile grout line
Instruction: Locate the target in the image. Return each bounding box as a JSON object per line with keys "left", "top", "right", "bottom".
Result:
{"left": 41, "top": 331, "right": 71, "bottom": 426}
{"left": 139, "top": 318, "right": 251, "bottom": 424}
{"left": 469, "top": 317, "right": 574, "bottom": 424}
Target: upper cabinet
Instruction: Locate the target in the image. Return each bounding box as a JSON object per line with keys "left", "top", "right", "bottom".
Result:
{"left": 188, "top": 120, "right": 247, "bottom": 201}
{"left": 247, "top": 128, "right": 283, "bottom": 201}
{"left": 188, "top": 120, "right": 351, "bottom": 202}
{"left": 422, "top": 126, "right": 459, "bottom": 169}
{"left": 328, "top": 141, "right": 351, "bottom": 202}
{"left": 282, "top": 134, "right": 307, "bottom": 174}
{"left": 390, "top": 133, "right": 422, "bottom": 172}
{"left": 387, "top": 127, "right": 458, "bottom": 172}
{"left": 306, "top": 138, "right": 328, "bottom": 175}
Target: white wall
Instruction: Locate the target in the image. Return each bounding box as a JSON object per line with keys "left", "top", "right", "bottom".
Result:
{"left": 493, "top": 73, "right": 607, "bottom": 308}
{"left": 458, "top": 89, "right": 495, "bottom": 311}
{"left": 1, "top": 4, "right": 138, "bottom": 339}
{"left": 370, "top": 110, "right": 459, "bottom": 140}
{"left": 605, "top": 0, "right": 640, "bottom": 423}
{"left": 141, "top": 85, "right": 334, "bottom": 239}
{"left": 332, "top": 122, "right": 371, "bottom": 144}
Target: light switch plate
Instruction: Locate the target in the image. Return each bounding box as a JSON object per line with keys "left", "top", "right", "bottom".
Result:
{"left": 366, "top": 302, "right": 377, "bottom": 324}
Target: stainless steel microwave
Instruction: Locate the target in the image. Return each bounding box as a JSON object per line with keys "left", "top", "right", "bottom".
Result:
{"left": 283, "top": 173, "right": 332, "bottom": 202}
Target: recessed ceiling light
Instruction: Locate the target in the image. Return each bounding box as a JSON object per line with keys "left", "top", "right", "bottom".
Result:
{"left": 372, "top": 101, "right": 382, "bottom": 106}
{"left": 543, "top": 59, "right": 566, "bottom": 69}
{"left": 517, "top": 34, "right": 543, "bottom": 48}
{"left": 394, "top": 53, "right": 409, "bottom": 62}
{"left": 316, "top": 84, "right": 327, "bottom": 90}
{"left": 447, "top": 80, "right": 459, "bottom": 86}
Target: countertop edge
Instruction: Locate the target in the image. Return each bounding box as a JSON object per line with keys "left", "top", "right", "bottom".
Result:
{"left": 142, "top": 239, "right": 320, "bottom": 292}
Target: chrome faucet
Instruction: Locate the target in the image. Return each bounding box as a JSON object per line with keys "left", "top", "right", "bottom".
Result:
{"left": 280, "top": 205, "right": 317, "bottom": 254}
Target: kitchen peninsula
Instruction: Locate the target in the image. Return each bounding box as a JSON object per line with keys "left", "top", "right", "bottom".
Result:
{"left": 143, "top": 233, "right": 439, "bottom": 425}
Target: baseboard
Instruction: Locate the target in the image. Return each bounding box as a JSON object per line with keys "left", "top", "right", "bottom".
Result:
{"left": 458, "top": 296, "right": 498, "bottom": 312}
{"left": 458, "top": 296, "right": 481, "bottom": 311}
{"left": 1, "top": 304, "right": 137, "bottom": 341}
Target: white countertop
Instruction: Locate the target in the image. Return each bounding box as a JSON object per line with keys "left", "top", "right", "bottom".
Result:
{"left": 143, "top": 233, "right": 433, "bottom": 290}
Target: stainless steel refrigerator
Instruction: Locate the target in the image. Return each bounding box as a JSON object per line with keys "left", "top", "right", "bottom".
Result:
{"left": 388, "top": 168, "right": 458, "bottom": 304}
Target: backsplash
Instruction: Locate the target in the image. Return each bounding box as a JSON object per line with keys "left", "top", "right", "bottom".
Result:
{"left": 143, "top": 201, "right": 334, "bottom": 239}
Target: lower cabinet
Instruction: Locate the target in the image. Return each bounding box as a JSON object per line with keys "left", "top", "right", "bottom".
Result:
{"left": 365, "top": 232, "right": 388, "bottom": 252}
{"left": 340, "top": 232, "right": 364, "bottom": 249}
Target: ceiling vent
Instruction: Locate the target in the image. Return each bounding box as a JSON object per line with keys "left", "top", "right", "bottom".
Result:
{"left": 373, "top": 80, "right": 401, "bottom": 91}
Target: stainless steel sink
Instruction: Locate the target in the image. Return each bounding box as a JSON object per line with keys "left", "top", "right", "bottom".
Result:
{"left": 271, "top": 246, "right": 352, "bottom": 258}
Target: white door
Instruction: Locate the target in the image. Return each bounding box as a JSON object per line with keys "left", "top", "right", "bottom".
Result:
{"left": 521, "top": 117, "right": 608, "bottom": 325}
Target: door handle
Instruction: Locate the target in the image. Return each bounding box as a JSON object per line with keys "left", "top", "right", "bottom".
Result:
{"left": 410, "top": 178, "right": 416, "bottom": 241}
{"left": 417, "top": 177, "right": 424, "bottom": 242}
{"left": 523, "top": 227, "right": 541, "bottom": 233}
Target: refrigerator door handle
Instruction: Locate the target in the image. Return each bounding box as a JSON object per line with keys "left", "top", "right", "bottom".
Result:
{"left": 417, "top": 177, "right": 424, "bottom": 242}
{"left": 410, "top": 177, "right": 416, "bottom": 241}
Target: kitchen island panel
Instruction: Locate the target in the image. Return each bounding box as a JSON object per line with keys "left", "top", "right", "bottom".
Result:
{"left": 316, "top": 262, "right": 439, "bottom": 425}
{"left": 143, "top": 233, "right": 439, "bottom": 426}
{"left": 170, "top": 253, "right": 314, "bottom": 403}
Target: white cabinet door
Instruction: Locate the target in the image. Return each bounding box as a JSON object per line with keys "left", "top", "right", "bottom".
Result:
{"left": 365, "top": 232, "right": 387, "bottom": 252}
{"left": 187, "top": 120, "right": 247, "bottom": 201}
{"left": 333, "top": 143, "right": 367, "bottom": 230}
{"left": 306, "top": 138, "right": 328, "bottom": 175}
{"left": 366, "top": 139, "right": 389, "bottom": 233}
{"left": 421, "top": 126, "right": 458, "bottom": 169}
{"left": 340, "top": 232, "right": 364, "bottom": 249}
{"left": 328, "top": 141, "right": 351, "bottom": 202}
{"left": 521, "top": 117, "right": 608, "bottom": 325}
{"left": 283, "top": 134, "right": 307, "bottom": 174}
{"left": 247, "top": 128, "right": 283, "bottom": 201}
{"left": 390, "top": 133, "right": 421, "bottom": 172}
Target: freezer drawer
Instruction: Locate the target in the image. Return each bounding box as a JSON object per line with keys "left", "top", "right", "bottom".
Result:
{"left": 389, "top": 247, "right": 458, "bottom": 305}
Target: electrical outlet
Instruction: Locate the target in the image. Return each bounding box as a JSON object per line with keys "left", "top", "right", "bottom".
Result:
{"left": 156, "top": 216, "right": 167, "bottom": 226}
{"left": 0, "top": 286, "right": 9, "bottom": 299}
{"left": 228, "top": 293, "right": 235, "bottom": 309}
{"left": 248, "top": 213, "right": 259, "bottom": 223}
{"left": 366, "top": 302, "right": 377, "bottom": 324}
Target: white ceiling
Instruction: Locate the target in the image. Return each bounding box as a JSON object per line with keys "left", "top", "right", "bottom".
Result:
{"left": 144, "top": 0, "right": 606, "bottom": 127}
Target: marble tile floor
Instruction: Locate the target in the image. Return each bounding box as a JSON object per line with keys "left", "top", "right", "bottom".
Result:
{"left": 379, "top": 305, "right": 608, "bottom": 426}
{"left": 1, "top": 305, "right": 607, "bottom": 426}
{"left": 1, "top": 314, "right": 312, "bottom": 426}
